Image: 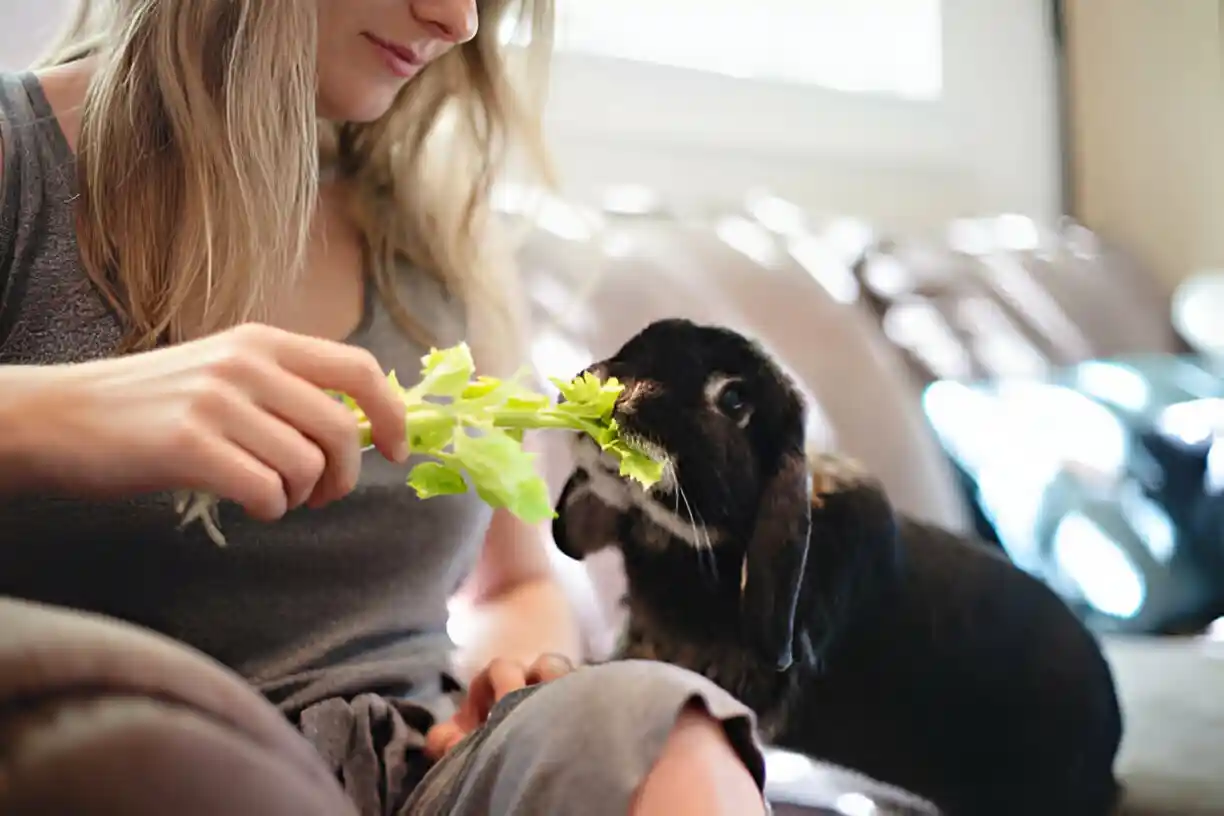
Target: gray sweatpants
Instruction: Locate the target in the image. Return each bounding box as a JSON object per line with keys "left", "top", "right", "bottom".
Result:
{"left": 297, "top": 659, "right": 767, "bottom": 815}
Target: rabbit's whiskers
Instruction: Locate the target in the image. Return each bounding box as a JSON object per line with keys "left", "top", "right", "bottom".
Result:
{"left": 569, "top": 434, "right": 724, "bottom": 550}
{"left": 674, "top": 482, "right": 718, "bottom": 583}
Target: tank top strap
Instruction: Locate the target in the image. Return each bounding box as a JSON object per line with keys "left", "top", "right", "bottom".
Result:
{"left": 0, "top": 71, "right": 79, "bottom": 347}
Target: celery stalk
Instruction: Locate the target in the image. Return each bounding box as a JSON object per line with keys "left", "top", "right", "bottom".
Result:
{"left": 179, "top": 342, "right": 664, "bottom": 546}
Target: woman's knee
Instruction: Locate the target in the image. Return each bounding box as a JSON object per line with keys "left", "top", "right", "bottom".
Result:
{"left": 411, "top": 659, "right": 768, "bottom": 816}
{"left": 630, "top": 700, "right": 769, "bottom": 815}
{"left": 537, "top": 661, "right": 769, "bottom": 810}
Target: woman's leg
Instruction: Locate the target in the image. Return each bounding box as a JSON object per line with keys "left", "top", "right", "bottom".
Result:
{"left": 0, "top": 597, "right": 355, "bottom": 816}
{"left": 404, "top": 659, "right": 770, "bottom": 816}
{"left": 630, "top": 701, "right": 767, "bottom": 815}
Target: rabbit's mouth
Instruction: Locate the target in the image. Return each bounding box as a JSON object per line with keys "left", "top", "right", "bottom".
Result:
{"left": 617, "top": 431, "right": 672, "bottom": 478}
{"left": 572, "top": 429, "right": 675, "bottom": 494}
{"left": 606, "top": 406, "right": 676, "bottom": 487}
{"left": 568, "top": 432, "right": 721, "bottom": 550}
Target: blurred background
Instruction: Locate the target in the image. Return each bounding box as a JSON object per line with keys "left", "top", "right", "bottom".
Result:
{"left": 508, "top": 0, "right": 1224, "bottom": 652}
{"left": 8, "top": 2, "right": 1224, "bottom": 812}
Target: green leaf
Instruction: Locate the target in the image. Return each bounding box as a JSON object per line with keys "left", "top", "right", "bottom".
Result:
{"left": 503, "top": 394, "right": 552, "bottom": 411}
{"left": 460, "top": 376, "right": 503, "bottom": 400}
{"left": 548, "top": 372, "right": 622, "bottom": 418}
{"left": 407, "top": 462, "right": 469, "bottom": 498}
{"left": 613, "top": 445, "right": 666, "bottom": 485}
{"left": 452, "top": 429, "right": 557, "bottom": 523}
{"left": 182, "top": 340, "right": 675, "bottom": 548}
{"left": 414, "top": 344, "right": 477, "bottom": 398}
{"left": 198, "top": 345, "right": 663, "bottom": 541}
{"left": 403, "top": 406, "right": 455, "bottom": 452}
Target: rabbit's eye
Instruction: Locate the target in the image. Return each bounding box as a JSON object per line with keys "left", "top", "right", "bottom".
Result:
{"left": 716, "top": 384, "right": 748, "bottom": 418}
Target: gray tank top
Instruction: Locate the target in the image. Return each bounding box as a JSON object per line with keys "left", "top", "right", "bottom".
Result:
{"left": 0, "top": 71, "right": 493, "bottom": 713}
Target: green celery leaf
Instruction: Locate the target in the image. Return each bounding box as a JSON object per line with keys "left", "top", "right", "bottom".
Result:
{"left": 452, "top": 429, "right": 556, "bottom": 523}
{"left": 460, "top": 375, "right": 502, "bottom": 400}
{"left": 608, "top": 442, "right": 666, "bottom": 485}
{"left": 403, "top": 406, "right": 456, "bottom": 453}
{"left": 414, "top": 344, "right": 477, "bottom": 398}
{"left": 407, "top": 462, "right": 469, "bottom": 498}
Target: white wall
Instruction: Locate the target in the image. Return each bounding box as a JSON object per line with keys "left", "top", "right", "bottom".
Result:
{"left": 543, "top": 0, "right": 1063, "bottom": 233}
{"left": 0, "top": 0, "right": 73, "bottom": 71}
{"left": 1066, "top": 0, "right": 1224, "bottom": 290}
{"left": 1, "top": 0, "right": 1062, "bottom": 234}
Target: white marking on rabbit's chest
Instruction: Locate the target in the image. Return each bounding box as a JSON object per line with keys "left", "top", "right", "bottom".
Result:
{"left": 573, "top": 438, "right": 718, "bottom": 548}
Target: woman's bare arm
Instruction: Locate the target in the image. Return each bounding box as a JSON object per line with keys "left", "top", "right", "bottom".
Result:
{"left": 449, "top": 510, "right": 584, "bottom": 680}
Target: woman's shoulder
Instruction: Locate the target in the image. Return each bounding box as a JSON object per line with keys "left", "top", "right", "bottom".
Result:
{"left": 0, "top": 73, "right": 23, "bottom": 190}
{"left": 27, "top": 60, "right": 90, "bottom": 151}
{"left": 0, "top": 69, "right": 77, "bottom": 180}
{"left": 0, "top": 66, "right": 118, "bottom": 363}
{"left": 0, "top": 70, "right": 77, "bottom": 238}
{"left": 0, "top": 61, "right": 88, "bottom": 167}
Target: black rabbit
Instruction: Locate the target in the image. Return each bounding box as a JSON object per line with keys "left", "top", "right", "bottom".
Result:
{"left": 553, "top": 317, "right": 1124, "bottom": 816}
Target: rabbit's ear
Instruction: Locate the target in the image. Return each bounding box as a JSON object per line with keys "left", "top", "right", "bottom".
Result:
{"left": 741, "top": 448, "right": 812, "bottom": 672}
{"left": 552, "top": 469, "right": 621, "bottom": 560}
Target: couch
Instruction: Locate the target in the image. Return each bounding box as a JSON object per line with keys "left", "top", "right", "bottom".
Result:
{"left": 519, "top": 203, "right": 1224, "bottom": 813}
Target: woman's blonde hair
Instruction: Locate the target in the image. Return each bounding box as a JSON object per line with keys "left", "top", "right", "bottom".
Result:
{"left": 35, "top": 0, "right": 554, "bottom": 373}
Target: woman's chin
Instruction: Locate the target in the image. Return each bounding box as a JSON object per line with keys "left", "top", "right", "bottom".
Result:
{"left": 317, "top": 85, "right": 402, "bottom": 125}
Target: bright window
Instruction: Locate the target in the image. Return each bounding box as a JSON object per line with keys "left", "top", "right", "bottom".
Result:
{"left": 551, "top": 0, "right": 943, "bottom": 99}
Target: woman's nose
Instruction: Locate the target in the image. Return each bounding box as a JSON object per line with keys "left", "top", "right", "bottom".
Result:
{"left": 411, "top": 0, "right": 479, "bottom": 44}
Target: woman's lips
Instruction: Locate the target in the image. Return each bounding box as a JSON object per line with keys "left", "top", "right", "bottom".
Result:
{"left": 363, "top": 33, "right": 424, "bottom": 79}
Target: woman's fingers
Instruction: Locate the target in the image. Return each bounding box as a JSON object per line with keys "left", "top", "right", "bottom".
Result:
{"left": 453, "top": 656, "right": 575, "bottom": 733}
{"left": 526, "top": 653, "right": 575, "bottom": 685}
{"left": 176, "top": 429, "right": 289, "bottom": 522}
{"left": 443, "top": 730, "right": 467, "bottom": 755}
{"left": 455, "top": 658, "right": 528, "bottom": 733}
{"left": 245, "top": 368, "right": 366, "bottom": 507}
{"left": 271, "top": 331, "right": 409, "bottom": 464}
{"left": 424, "top": 722, "right": 462, "bottom": 761}
{"left": 200, "top": 324, "right": 409, "bottom": 508}
{"left": 214, "top": 386, "right": 327, "bottom": 511}
{"left": 485, "top": 657, "right": 532, "bottom": 711}
{"left": 424, "top": 656, "right": 579, "bottom": 762}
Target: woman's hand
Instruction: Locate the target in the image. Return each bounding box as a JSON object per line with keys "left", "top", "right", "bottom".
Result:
{"left": 424, "top": 654, "right": 577, "bottom": 761}
{"left": 0, "top": 322, "right": 408, "bottom": 516}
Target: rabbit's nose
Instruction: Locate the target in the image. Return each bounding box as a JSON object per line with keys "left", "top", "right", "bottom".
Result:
{"left": 583, "top": 362, "right": 610, "bottom": 382}
{"left": 558, "top": 362, "right": 611, "bottom": 406}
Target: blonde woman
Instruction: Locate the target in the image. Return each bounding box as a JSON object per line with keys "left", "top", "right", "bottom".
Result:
{"left": 0, "top": 1, "right": 771, "bottom": 814}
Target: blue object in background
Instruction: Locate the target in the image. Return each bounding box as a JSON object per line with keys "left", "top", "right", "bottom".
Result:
{"left": 921, "top": 354, "right": 1224, "bottom": 635}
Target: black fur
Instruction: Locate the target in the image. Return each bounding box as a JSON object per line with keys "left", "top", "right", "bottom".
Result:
{"left": 553, "top": 318, "right": 1124, "bottom": 816}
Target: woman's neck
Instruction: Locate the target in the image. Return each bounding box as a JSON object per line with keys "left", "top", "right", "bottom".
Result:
{"left": 32, "top": 56, "right": 98, "bottom": 154}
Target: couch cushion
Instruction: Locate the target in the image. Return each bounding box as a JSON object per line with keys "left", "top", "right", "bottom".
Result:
{"left": 1105, "top": 635, "right": 1224, "bottom": 815}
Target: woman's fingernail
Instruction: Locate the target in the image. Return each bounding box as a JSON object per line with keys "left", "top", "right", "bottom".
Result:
{"left": 394, "top": 440, "right": 410, "bottom": 463}
{"left": 547, "top": 653, "right": 575, "bottom": 670}
{"left": 535, "top": 654, "right": 574, "bottom": 679}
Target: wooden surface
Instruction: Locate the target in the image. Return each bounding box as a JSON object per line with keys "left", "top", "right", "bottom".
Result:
{"left": 1063, "top": 0, "right": 1224, "bottom": 291}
